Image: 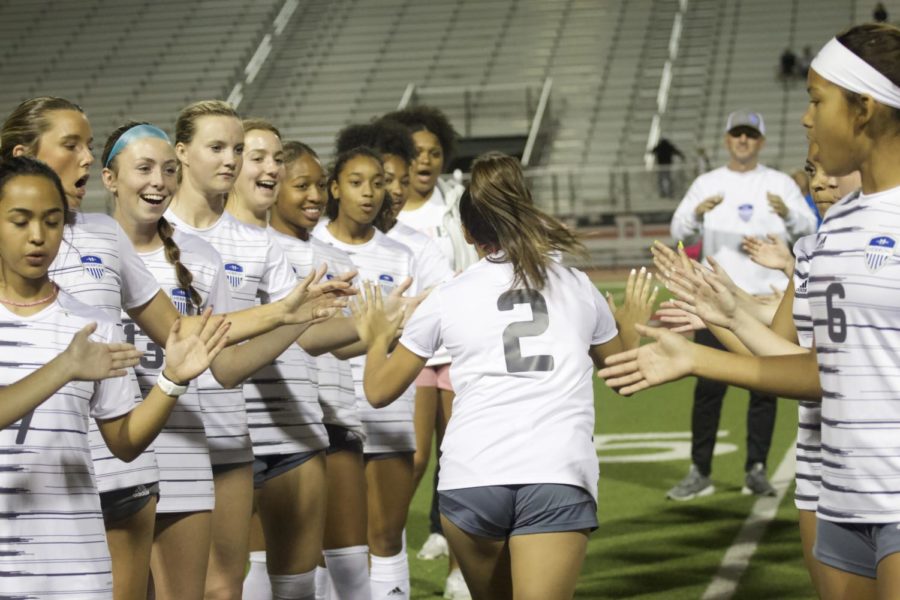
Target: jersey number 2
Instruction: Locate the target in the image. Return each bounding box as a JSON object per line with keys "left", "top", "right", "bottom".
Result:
{"left": 497, "top": 289, "right": 554, "bottom": 373}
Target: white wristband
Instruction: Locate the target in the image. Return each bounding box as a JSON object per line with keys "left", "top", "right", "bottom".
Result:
{"left": 156, "top": 371, "right": 188, "bottom": 397}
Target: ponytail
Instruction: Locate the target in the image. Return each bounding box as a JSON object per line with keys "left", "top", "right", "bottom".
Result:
{"left": 461, "top": 152, "right": 585, "bottom": 290}
{"left": 157, "top": 218, "right": 202, "bottom": 314}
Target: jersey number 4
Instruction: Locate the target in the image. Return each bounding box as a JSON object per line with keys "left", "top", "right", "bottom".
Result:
{"left": 498, "top": 289, "right": 554, "bottom": 373}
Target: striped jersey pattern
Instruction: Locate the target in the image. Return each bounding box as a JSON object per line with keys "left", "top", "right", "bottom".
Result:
{"left": 808, "top": 189, "right": 900, "bottom": 522}
{"left": 165, "top": 210, "right": 297, "bottom": 464}
{"left": 50, "top": 212, "right": 159, "bottom": 493}
{"left": 0, "top": 293, "right": 136, "bottom": 598}
{"left": 792, "top": 233, "right": 821, "bottom": 512}
{"left": 120, "top": 228, "right": 230, "bottom": 512}
{"left": 313, "top": 223, "right": 418, "bottom": 453}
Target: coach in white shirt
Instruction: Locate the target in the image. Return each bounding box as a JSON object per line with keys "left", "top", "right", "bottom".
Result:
{"left": 667, "top": 110, "right": 817, "bottom": 501}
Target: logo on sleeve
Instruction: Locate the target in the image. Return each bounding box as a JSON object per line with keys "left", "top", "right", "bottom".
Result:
{"left": 171, "top": 288, "right": 190, "bottom": 315}
{"left": 81, "top": 255, "right": 105, "bottom": 280}
{"left": 738, "top": 203, "right": 754, "bottom": 222}
{"left": 865, "top": 236, "right": 896, "bottom": 272}
{"left": 224, "top": 263, "right": 244, "bottom": 290}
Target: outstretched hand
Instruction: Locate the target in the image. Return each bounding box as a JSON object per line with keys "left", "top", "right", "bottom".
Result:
{"left": 64, "top": 323, "right": 142, "bottom": 381}
{"left": 281, "top": 264, "right": 358, "bottom": 326}
{"left": 656, "top": 300, "right": 706, "bottom": 333}
{"left": 742, "top": 234, "right": 793, "bottom": 273}
{"left": 607, "top": 266, "right": 658, "bottom": 349}
{"left": 598, "top": 324, "right": 694, "bottom": 396}
{"left": 162, "top": 307, "right": 230, "bottom": 385}
{"left": 666, "top": 266, "right": 738, "bottom": 330}
{"left": 350, "top": 281, "right": 406, "bottom": 348}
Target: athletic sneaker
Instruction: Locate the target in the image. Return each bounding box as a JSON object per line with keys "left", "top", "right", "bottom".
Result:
{"left": 417, "top": 532, "right": 449, "bottom": 560}
{"left": 444, "top": 568, "right": 471, "bottom": 600}
{"left": 666, "top": 464, "right": 714, "bottom": 501}
{"left": 742, "top": 463, "right": 776, "bottom": 496}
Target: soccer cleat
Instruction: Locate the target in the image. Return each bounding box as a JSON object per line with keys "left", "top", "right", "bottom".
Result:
{"left": 666, "top": 464, "right": 715, "bottom": 501}
{"left": 417, "top": 532, "right": 449, "bottom": 560}
{"left": 743, "top": 463, "right": 777, "bottom": 496}
{"left": 443, "top": 568, "right": 471, "bottom": 600}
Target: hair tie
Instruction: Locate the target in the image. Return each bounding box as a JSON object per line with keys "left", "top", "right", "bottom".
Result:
{"left": 104, "top": 124, "right": 171, "bottom": 168}
{"left": 811, "top": 38, "right": 900, "bottom": 109}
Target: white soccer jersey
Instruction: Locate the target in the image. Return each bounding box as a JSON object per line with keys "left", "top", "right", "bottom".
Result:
{"left": 791, "top": 233, "right": 821, "bottom": 512}
{"left": 119, "top": 229, "right": 231, "bottom": 512}
{"left": 165, "top": 209, "right": 298, "bottom": 464}
{"left": 51, "top": 212, "right": 160, "bottom": 493}
{"left": 0, "top": 292, "right": 136, "bottom": 598}
{"left": 238, "top": 226, "right": 336, "bottom": 457}
{"left": 387, "top": 221, "right": 454, "bottom": 367}
{"left": 671, "top": 165, "right": 817, "bottom": 295}
{"left": 808, "top": 187, "right": 900, "bottom": 522}
{"left": 313, "top": 223, "right": 417, "bottom": 452}
{"left": 400, "top": 258, "right": 617, "bottom": 502}
{"left": 311, "top": 237, "right": 364, "bottom": 434}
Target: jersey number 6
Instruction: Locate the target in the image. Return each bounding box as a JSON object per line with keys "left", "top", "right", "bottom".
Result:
{"left": 497, "top": 289, "right": 554, "bottom": 373}
{"left": 825, "top": 283, "right": 846, "bottom": 343}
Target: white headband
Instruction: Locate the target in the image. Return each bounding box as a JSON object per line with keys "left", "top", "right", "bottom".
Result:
{"left": 810, "top": 38, "right": 900, "bottom": 109}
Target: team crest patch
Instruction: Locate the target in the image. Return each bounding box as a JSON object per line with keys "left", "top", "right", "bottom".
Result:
{"left": 865, "top": 235, "right": 895, "bottom": 272}
{"left": 224, "top": 263, "right": 244, "bottom": 290}
{"left": 738, "top": 203, "right": 754, "bottom": 222}
{"left": 81, "top": 255, "right": 105, "bottom": 280}
{"left": 171, "top": 288, "right": 190, "bottom": 315}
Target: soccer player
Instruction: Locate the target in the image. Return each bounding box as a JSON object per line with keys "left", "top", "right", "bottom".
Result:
{"left": 350, "top": 152, "right": 654, "bottom": 600}
{"left": 602, "top": 23, "right": 900, "bottom": 597}
{"left": 0, "top": 155, "right": 226, "bottom": 599}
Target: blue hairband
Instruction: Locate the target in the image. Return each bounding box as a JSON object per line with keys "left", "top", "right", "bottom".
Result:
{"left": 104, "top": 124, "right": 171, "bottom": 168}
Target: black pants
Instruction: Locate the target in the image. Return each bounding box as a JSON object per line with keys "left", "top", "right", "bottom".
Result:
{"left": 691, "top": 328, "right": 777, "bottom": 476}
{"left": 429, "top": 447, "right": 443, "bottom": 534}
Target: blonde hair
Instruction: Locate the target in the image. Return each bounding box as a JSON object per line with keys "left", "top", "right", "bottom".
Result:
{"left": 174, "top": 100, "right": 240, "bottom": 146}
{"left": 461, "top": 152, "right": 585, "bottom": 289}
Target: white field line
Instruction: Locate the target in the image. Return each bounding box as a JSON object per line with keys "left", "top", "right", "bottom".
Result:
{"left": 700, "top": 437, "right": 797, "bottom": 600}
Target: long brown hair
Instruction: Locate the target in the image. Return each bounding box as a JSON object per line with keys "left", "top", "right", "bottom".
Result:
{"left": 103, "top": 121, "right": 202, "bottom": 314}
{"left": 460, "top": 152, "right": 584, "bottom": 289}
{"left": 1, "top": 97, "right": 84, "bottom": 161}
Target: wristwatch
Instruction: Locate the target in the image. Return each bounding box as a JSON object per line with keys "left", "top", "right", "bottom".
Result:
{"left": 156, "top": 371, "right": 188, "bottom": 397}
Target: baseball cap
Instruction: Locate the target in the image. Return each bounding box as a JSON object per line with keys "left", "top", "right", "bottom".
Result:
{"left": 725, "top": 110, "right": 766, "bottom": 136}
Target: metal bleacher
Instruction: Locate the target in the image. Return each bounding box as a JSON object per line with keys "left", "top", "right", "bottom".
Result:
{"left": 0, "top": 0, "right": 282, "bottom": 212}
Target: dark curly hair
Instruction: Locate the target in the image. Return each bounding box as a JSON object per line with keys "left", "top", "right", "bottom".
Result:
{"left": 381, "top": 105, "right": 458, "bottom": 164}
{"left": 335, "top": 121, "right": 416, "bottom": 165}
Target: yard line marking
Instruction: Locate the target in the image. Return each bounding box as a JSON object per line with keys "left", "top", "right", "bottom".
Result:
{"left": 700, "top": 437, "right": 797, "bottom": 600}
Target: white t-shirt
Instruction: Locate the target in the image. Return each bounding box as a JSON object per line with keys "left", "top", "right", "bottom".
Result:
{"left": 791, "top": 233, "right": 821, "bottom": 512}
{"left": 50, "top": 212, "right": 159, "bottom": 493}
{"left": 313, "top": 223, "right": 417, "bottom": 452}
{"left": 671, "top": 165, "right": 817, "bottom": 295}
{"left": 808, "top": 187, "right": 900, "bottom": 522}
{"left": 400, "top": 258, "right": 617, "bottom": 502}
{"left": 165, "top": 209, "right": 298, "bottom": 464}
{"left": 397, "top": 185, "right": 456, "bottom": 267}
{"left": 0, "top": 292, "right": 136, "bottom": 598}
{"left": 121, "top": 228, "right": 231, "bottom": 512}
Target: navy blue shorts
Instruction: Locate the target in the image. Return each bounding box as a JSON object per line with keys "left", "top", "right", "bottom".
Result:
{"left": 438, "top": 483, "right": 597, "bottom": 539}
{"left": 253, "top": 451, "right": 322, "bottom": 488}
{"left": 100, "top": 482, "right": 160, "bottom": 524}
{"left": 325, "top": 424, "right": 364, "bottom": 455}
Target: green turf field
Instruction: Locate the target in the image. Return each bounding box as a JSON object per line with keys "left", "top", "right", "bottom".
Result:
{"left": 405, "top": 282, "right": 815, "bottom": 599}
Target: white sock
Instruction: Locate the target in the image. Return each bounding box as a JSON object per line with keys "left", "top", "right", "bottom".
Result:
{"left": 314, "top": 566, "right": 330, "bottom": 600}
{"left": 243, "top": 551, "right": 273, "bottom": 600}
{"left": 323, "top": 545, "right": 371, "bottom": 600}
{"left": 370, "top": 551, "right": 409, "bottom": 600}
{"left": 270, "top": 569, "right": 316, "bottom": 600}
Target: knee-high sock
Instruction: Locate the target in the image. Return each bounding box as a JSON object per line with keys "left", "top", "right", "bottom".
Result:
{"left": 370, "top": 551, "right": 409, "bottom": 600}
{"left": 270, "top": 569, "right": 316, "bottom": 600}
{"left": 243, "top": 551, "right": 273, "bottom": 600}
{"left": 323, "top": 545, "right": 371, "bottom": 600}
{"left": 314, "top": 566, "right": 330, "bottom": 600}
